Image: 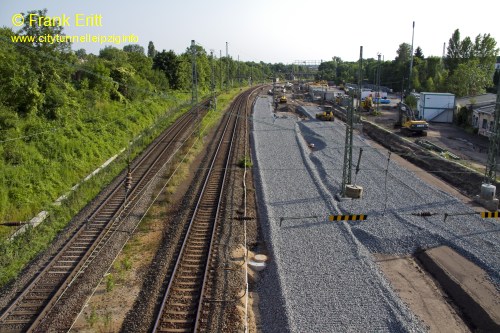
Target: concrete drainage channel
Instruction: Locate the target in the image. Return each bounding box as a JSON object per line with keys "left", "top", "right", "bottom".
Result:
{"left": 376, "top": 246, "right": 499, "bottom": 333}
{"left": 417, "top": 246, "right": 499, "bottom": 332}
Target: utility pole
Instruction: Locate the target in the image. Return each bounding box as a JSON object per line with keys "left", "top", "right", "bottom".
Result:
{"left": 219, "top": 50, "right": 222, "bottom": 91}
{"left": 273, "top": 73, "right": 276, "bottom": 110}
{"left": 341, "top": 91, "right": 354, "bottom": 196}
{"left": 484, "top": 78, "right": 500, "bottom": 184}
{"left": 191, "top": 40, "right": 198, "bottom": 104}
{"left": 250, "top": 63, "right": 253, "bottom": 86}
{"left": 376, "top": 53, "right": 381, "bottom": 114}
{"left": 341, "top": 46, "right": 363, "bottom": 196}
{"left": 226, "top": 42, "right": 229, "bottom": 92}
{"left": 409, "top": 21, "right": 415, "bottom": 94}
{"left": 238, "top": 55, "right": 241, "bottom": 89}
{"left": 357, "top": 46, "right": 363, "bottom": 112}
{"left": 210, "top": 50, "right": 216, "bottom": 111}
{"left": 475, "top": 77, "right": 500, "bottom": 211}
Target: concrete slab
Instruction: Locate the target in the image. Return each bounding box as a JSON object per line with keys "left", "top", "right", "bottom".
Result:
{"left": 417, "top": 246, "right": 500, "bottom": 333}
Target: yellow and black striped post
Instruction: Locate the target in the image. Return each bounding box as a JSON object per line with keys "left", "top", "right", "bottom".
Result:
{"left": 329, "top": 214, "right": 367, "bottom": 221}
{"left": 480, "top": 211, "right": 500, "bottom": 218}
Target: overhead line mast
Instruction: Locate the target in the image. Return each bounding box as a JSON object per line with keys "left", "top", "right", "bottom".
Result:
{"left": 191, "top": 40, "right": 198, "bottom": 104}
{"left": 341, "top": 46, "right": 363, "bottom": 197}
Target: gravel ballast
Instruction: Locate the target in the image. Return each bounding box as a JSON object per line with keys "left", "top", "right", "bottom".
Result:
{"left": 253, "top": 97, "right": 436, "bottom": 332}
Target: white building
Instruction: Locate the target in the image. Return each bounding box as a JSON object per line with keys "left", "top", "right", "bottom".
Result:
{"left": 417, "top": 92, "right": 455, "bottom": 123}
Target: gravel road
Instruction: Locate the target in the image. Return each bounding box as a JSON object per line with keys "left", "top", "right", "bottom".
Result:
{"left": 251, "top": 97, "right": 500, "bottom": 332}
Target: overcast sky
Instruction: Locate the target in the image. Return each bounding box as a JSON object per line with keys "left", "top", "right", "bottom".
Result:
{"left": 1, "top": 0, "right": 498, "bottom": 63}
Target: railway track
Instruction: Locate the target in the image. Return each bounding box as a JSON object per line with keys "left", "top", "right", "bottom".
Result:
{"left": 152, "top": 88, "right": 259, "bottom": 333}
{"left": 0, "top": 102, "right": 208, "bottom": 333}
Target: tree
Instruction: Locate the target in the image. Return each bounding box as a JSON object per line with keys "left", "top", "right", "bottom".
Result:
{"left": 447, "top": 59, "right": 492, "bottom": 96}
{"left": 414, "top": 47, "right": 424, "bottom": 60}
{"left": 446, "top": 29, "right": 462, "bottom": 72}
{"left": 123, "top": 44, "right": 145, "bottom": 55}
{"left": 17, "top": 9, "right": 71, "bottom": 53}
{"left": 0, "top": 28, "right": 42, "bottom": 115}
{"left": 75, "top": 49, "right": 87, "bottom": 60}
{"left": 395, "top": 43, "right": 411, "bottom": 65}
{"left": 473, "top": 33, "right": 498, "bottom": 67}
{"left": 316, "top": 61, "right": 337, "bottom": 81}
{"left": 99, "top": 46, "right": 128, "bottom": 64}
{"left": 153, "top": 50, "right": 180, "bottom": 89}
{"left": 394, "top": 43, "right": 412, "bottom": 92}
{"left": 147, "top": 41, "right": 157, "bottom": 58}
{"left": 460, "top": 36, "right": 474, "bottom": 59}
{"left": 425, "top": 77, "right": 436, "bottom": 92}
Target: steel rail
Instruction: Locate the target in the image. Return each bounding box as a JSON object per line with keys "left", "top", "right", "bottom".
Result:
{"left": 152, "top": 89, "right": 256, "bottom": 333}
{"left": 0, "top": 102, "right": 207, "bottom": 333}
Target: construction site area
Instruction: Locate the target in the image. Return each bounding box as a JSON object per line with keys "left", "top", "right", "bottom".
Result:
{"left": 259, "top": 75, "right": 500, "bottom": 332}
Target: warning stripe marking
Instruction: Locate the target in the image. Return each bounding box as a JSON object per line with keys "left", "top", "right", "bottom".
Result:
{"left": 329, "top": 214, "right": 367, "bottom": 221}
{"left": 480, "top": 212, "right": 500, "bottom": 218}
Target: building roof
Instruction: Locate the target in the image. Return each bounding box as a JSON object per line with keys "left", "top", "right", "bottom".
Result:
{"left": 456, "top": 93, "right": 496, "bottom": 108}
{"left": 420, "top": 92, "right": 455, "bottom": 96}
{"left": 473, "top": 103, "right": 495, "bottom": 115}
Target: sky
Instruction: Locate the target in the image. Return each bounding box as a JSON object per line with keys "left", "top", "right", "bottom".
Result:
{"left": 1, "top": 0, "right": 498, "bottom": 64}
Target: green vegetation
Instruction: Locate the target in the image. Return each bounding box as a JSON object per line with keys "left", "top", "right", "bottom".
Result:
{"left": 238, "top": 156, "right": 253, "bottom": 168}
{"left": 2, "top": 8, "right": 493, "bottom": 292}
{"left": 315, "top": 29, "right": 498, "bottom": 98}
{"left": 85, "top": 306, "right": 99, "bottom": 328}
{"left": 105, "top": 274, "right": 115, "bottom": 292}
{"left": 0, "top": 8, "right": 271, "bottom": 288}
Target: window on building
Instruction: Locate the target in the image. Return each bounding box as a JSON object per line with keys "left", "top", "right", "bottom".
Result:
{"left": 482, "top": 119, "right": 488, "bottom": 129}
{"left": 490, "top": 121, "right": 494, "bottom": 131}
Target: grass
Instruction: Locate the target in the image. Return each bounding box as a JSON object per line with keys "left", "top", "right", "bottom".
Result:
{"left": 238, "top": 156, "right": 253, "bottom": 168}
{"left": 0, "top": 87, "right": 246, "bottom": 289}
{"left": 0, "top": 94, "right": 190, "bottom": 287}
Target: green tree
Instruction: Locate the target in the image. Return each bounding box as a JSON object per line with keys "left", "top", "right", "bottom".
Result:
{"left": 153, "top": 50, "right": 180, "bottom": 89}
{"left": 316, "top": 61, "right": 337, "bottom": 81}
{"left": 17, "top": 8, "right": 71, "bottom": 53}
{"left": 75, "top": 49, "right": 87, "bottom": 60}
{"left": 447, "top": 59, "right": 492, "bottom": 96}
{"left": 414, "top": 46, "right": 424, "bottom": 60}
{"left": 0, "top": 28, "right": 43, "bottom": 115}
{"left": 460, "top": 36, "right": 473, "bottom": 59}
{"left": 147, "top": 41, "right": 157, "bottom": 58}
{"left": 123, "top": 44, "right": 145, "bottom": 55}
{"left": 446, "top": 29, "right": 462, "bottom": 72}
{"left": 425, "top": 77, "right": 436, "bottom": 91}
{"left": 395, "top": 43, "right": 411, "bottom": 65}
{"left": 473, "top": 33, "right": 498, "bottom": 67}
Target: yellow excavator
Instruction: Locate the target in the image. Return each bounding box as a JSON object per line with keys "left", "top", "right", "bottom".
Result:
{"left": 396, "top": 102, "right": 429, "bottom": 136}
{"left": 316, "top": 106, "right": 334, "bottom": 121}
{"left": 279, "top": 95, "right": 287, "bottom": 103}
{"left": 361, "top": 96, "right": 374, "bottom": 112}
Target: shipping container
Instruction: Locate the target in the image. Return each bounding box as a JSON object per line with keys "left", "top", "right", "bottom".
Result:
{"left": 417, "top": 92, "right": 455, "bottom": 123}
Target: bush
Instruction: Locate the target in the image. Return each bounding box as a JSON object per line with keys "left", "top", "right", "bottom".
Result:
{"left": 238, "top": 156, "right": 252, "bottom": 168}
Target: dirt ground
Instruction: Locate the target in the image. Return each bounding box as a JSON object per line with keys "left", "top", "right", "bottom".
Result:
{"left": 361, "top": 103, "right": 494, "bottom": 175}
{"left": 375, "top": 254, "right": 471, "bottom": 333}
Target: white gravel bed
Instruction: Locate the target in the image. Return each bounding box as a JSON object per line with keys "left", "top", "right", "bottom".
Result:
{"left": 297, "top": 105, "right": 500, "bottom": 287}
{"left": 251, "top": 98, "right": 426, "bottom": 332}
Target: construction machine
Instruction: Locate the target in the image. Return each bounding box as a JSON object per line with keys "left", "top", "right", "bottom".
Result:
{"left": 361, "top": 96, "right": 374, "bottom": 112}
{"left": 279, "top": 95, "right": 287, "bottom": 103}
{"left": 316, "top": 106, "right": 334, "bottom": 121}
{"left": 395, "top": 102, "right": 429, "bottom": 136}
